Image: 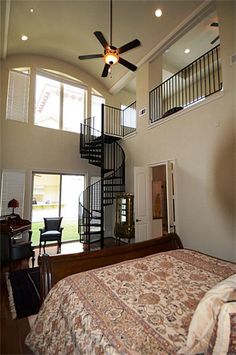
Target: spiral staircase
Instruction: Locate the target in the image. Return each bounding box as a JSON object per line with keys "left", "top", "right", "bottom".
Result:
{"left": 78, "top": 108, "right": 126, "bottom": 248}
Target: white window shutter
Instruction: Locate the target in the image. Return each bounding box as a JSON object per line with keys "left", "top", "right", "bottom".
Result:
{"left": 0, "top": 170, "right": 25, "bottom": 216}
{"left": 6, "top": 70, "right": 30, "bottom": 122}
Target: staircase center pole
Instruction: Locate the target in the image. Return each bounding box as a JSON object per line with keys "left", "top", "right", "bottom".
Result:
{"left": 100, "top": 104, "right": 105, "bottom": 249}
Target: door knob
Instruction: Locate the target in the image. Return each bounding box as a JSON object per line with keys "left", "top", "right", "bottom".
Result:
{"left": 136, "top": 219, "right": 141, "bottom": 222}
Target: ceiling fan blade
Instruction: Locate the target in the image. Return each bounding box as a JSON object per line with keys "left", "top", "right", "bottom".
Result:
{"left": 118, "top": 57, "right": 137, "bottom": 71}
{"left": 78, "top": 54, "right": 103, "bottom": 60}
{"left": 102, "top": 64, "right": 110, "bottom": 77}
{"left": 94, "top": 31, "right": 108, "bottom": 49}
{"left": 118, "top": 39, "right": 141, "bottom": 54}
{"left": 211, "top": 35, "right": 220, "bottom": 45}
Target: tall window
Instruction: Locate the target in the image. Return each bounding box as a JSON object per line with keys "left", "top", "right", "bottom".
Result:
{"left": 35, "top": 75, "right": 60, "bottom": 129}
{"left": 35, "top": 71, "right": 87, "bottom": 133}
{"left": 91, "top": 90, "right": 105, "bottom": 133}
{"left": 63, "top": 84, "right": 86, "bottom": 133}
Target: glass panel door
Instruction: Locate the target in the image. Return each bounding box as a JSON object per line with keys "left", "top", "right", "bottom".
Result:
{"left": 61, "top": 175, "right": 84, "bottom": 242}
{"left": 31, "top": 173, "right": 84, "bottom": 246}
{"left": 31, "top": 173, "right": 60, "bottom": 246}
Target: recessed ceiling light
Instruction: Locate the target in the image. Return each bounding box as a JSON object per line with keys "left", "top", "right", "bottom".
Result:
{"left": 184, "top": 48, "right": 190, "bottom": 54}
{"left": 30, "top": 8, "right": 34, "bottom": 13}
{"left": 21, "top": 35, "right": 28, "bottom": 41}
{"left": 155, "top": 9, "right": 162, "bottom": 17}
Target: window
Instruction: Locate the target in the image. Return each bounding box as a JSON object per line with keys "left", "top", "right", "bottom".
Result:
{"left": 91, "top": 91, "right": 105, "bottom": 133}
{"left": 6, "top": 68, "right": 30, "bottom": 122}
{"left": 35, "top": 71, "right": 87, "bottom": 133}
{"left": 6, "top": 67, "right": 106, "bottom": 134}
{"left": 63, "top": 84, "right": 86, "bottom": 133}
{"left": 35, "top": 75, "right": 60, "bottom": 129}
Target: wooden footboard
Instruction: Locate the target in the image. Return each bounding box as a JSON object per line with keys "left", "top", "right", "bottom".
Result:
{"left": 40, "top": 233, "right": 183, "bottom": 301}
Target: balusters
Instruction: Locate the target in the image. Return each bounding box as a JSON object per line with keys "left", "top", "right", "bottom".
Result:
{"left": 149, "top": 45, "right": 221, "bottom": 123}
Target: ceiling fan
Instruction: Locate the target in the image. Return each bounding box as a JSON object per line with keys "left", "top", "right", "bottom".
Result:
{"left": 78, "top": 0, "right": 141, "bottom": 77}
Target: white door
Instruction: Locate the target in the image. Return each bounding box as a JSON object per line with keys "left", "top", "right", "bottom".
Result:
{"left": 166, "top": 160, "right": 176, "bottom": 233}
{"left": 134, "top": 167, "right": 152, "bottom": 242}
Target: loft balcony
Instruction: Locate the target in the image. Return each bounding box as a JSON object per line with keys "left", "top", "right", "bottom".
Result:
{"left": 149, "top": 45, "right": 222, "bottom": 123}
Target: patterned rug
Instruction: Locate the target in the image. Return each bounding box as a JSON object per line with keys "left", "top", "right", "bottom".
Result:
{"left": 6, "top": 267, "right": 40, "bottom": 319}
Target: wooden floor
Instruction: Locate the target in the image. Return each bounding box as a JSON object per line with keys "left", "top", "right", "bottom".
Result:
{"left": 0, "top": 237, "right": 124, "bottom": 354}
{"left": 0, "top": 260, "right": 33, "bottom": 355}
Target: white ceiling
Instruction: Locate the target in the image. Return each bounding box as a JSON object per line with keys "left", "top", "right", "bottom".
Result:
{"left": 1, "top": 0, "right": 218, "bottom": 94}
{"left": 163, "top": 9, "right": 219, "bottom": 72}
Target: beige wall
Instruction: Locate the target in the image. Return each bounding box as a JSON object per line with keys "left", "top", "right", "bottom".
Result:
{"left": 123, "top": 1, "right": 236, "bottom": 262}
{"left": 112, "top": 89, "right": 135, "bottom": 108}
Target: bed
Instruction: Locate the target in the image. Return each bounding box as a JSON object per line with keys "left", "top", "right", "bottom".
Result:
{"left": 26, "top": 234, "right": 236, "bottom": 354}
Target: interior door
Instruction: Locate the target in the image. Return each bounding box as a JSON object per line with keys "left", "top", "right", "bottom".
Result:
{"left": 134, "top": 166, "right": 152, "bottom": 242}
{"left": 166, "top": 160, "right": 176, "bottom": 233}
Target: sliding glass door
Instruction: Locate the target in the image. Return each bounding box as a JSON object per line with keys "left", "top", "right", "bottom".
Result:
{"left": 60, "top": 175, "right": 84, "bottom": 242}
{"left": 31, "top": 173, "right": 84, "bottom": 246}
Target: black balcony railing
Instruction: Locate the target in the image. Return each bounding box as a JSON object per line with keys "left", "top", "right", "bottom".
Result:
{"left": 123, "top": 101, "right": 136, "bottom": 136}
{"left": 104, "top": 102, "right": 136, "bottom": 137}
{"left": 149, "top": 45, "right": 222, "bottom": 123}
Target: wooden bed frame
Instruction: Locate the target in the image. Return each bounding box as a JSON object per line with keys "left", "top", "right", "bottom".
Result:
{"left": 40, "top": 233, "right": 183, "bottom": 301}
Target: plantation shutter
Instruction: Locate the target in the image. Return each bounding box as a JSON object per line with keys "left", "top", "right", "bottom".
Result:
{"left": 6, "top": 70, "right": 30, "bottom": 122}
{"left": 0, "top": 170, "right": 25, "bottom": 216}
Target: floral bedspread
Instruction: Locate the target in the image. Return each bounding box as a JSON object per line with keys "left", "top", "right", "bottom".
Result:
{"left": 25, "top": 249, "right": 236, "bottom": 355}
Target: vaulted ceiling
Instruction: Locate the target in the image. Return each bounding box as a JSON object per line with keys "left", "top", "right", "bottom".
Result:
{"left": 1, "top": 0, "right": 218, "bottom": 94}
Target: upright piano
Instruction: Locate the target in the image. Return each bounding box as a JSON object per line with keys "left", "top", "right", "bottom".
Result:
{"left": 0, "top": 214, "right": 31, "bottom": 263}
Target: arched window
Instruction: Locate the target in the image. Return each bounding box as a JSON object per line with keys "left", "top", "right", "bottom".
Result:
{"left": 6, "top": 67, "right": 106, "bottom": 134}
{"left": 35, "top": 69, "right": 87, "bottom": 133}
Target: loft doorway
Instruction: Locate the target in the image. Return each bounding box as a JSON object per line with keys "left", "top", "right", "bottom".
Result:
{"left": 31, "top": 172, "right": 85, "bottom": 246}
{"left": 152, "top": 165, "right": 168, "bottom": 236}
{"left": 133, "top": 160, "right": 176, "bottom": 243}
{"left": 151, "top": 160, "right": 176, "bottom": 238}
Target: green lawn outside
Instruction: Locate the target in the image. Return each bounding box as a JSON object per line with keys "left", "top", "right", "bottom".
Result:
{"left": 31, "top": 221, "right": 79, "bottom": 246}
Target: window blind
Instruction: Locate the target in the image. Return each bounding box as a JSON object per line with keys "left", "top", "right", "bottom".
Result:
{"left": 6, "top": 70, "right": 30, "bottom": 122}
{"left": 0, "top": 170, "right": 25, "bottom": 216}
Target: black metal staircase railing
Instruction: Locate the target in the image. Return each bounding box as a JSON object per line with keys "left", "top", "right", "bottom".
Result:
{"left": 150, "top": 45, "right": 222, "bottom": 123}
{"left": 79, "top": 106, "right": 125, "bottom": 248}
{"left": 104, "top": 102, "right": 136, "bottom": 137}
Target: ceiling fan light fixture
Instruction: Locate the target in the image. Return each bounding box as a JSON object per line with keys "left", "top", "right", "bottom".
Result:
{"left": 78, "top": 0, "right": 141, "bottom": 77}
{"left": 104, "top": 49, "right": 119, "bottom": 65}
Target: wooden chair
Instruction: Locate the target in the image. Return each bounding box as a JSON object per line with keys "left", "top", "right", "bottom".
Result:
{"left": 39, "top": 217, "right": 63, "bottom": 254}
{"left": 10, "top": 230, "right": 35, "bottom": 268}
